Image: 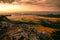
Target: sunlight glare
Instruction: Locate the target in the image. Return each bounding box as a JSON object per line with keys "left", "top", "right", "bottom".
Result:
{"left": 0, "top": 4, "right": 29, "bottom": 13}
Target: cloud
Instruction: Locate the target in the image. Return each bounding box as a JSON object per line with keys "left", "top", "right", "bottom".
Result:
{"left": 0, "top": 0, "right": 60, "bottom": 11}
{"left": 0, "top": 0, "right": 15, "bottom": 3}
{"left": 14, "top": 0, "right": 60, "bottom": 8}
{"left": 0, "top": 0, "right": 60, "bottom": 7}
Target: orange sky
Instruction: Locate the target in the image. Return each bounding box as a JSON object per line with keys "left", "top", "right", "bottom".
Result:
{"left": 0, "top": 0, "right": 60, "bottom": 13}
{"left": 0, "top": 4, "right": 59, "bottom": 13}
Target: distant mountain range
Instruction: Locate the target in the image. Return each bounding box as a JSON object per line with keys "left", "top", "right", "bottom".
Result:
{"left": 0, "top": 11, "right": 60, "bottom": 19}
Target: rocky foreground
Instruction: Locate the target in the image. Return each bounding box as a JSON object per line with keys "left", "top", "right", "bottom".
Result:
{"left": 0, "top": 15, "right": 59, "bottom": 40}
{"left": 0, "top": 23, "right": 53, "bottom": 40}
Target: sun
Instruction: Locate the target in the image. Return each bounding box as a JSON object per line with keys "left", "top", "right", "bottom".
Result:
{"left": 0, "top": 4, "right": 31, "bottom": 13}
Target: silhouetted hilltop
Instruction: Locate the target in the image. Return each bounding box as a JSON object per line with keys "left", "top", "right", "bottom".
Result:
{"left": 47, "top": 14, "right": 60, "bottom": 18}
{"left": 37, "top": 14, "right": 60, "bottom": 18}
{"left": 0, "top": 15, "right": 11, "bottom": 22}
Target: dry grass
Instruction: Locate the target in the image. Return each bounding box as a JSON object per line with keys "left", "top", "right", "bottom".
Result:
{"left": 7, "top": 15, "right": 60, "bottom": 35}
{"left": 7, "top": 15, "right": 60, "bottom": 22}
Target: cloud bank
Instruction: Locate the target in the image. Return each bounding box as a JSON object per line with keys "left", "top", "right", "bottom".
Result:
{"left": 0, "top": 0, "right": 60, "bottom": 11}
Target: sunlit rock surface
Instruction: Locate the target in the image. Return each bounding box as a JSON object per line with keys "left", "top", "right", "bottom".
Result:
{"left": 0, "top": 15, "right": 53, "bottom": 40}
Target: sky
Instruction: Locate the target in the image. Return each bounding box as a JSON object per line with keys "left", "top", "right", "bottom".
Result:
{"left": 0, "top": 0, "right": 60, "bottom": 13}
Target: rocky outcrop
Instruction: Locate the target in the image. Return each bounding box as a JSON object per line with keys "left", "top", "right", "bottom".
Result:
{"left": 0, "top": 15, "right": 53, "bottom": 40}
